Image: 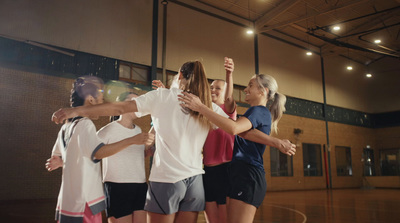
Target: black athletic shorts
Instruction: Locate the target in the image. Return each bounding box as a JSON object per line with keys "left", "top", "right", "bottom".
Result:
{"left": 203, "top": 162, "right": 230, "bottom": 204}
{"left": 228, "top": 161, "right": 267, "bottom": 208}
{"left": 104, "top": 182, "right": 148, "bottom": 218}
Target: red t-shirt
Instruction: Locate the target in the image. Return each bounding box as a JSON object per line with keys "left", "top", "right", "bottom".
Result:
{"left": 203, "top": 104, "right": 237, "bottom": 166}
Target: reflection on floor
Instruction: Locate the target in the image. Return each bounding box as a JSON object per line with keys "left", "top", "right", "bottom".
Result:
{"left": 1, "top": 189, "right": 399, "bottom": 223}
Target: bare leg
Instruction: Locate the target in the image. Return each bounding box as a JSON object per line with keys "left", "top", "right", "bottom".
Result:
{"left": 174, "top": 211, "right": 198, "bottom": 223}
{"left": 132, "top": 210, "right": 146, "bottom": 223}
{"left": 108, "top": 214, "right": 132, "bottom": 223}
{"left": 217, "top": 204, "right": 228, "bottom": 223}
{"left": 227, "top": 199, "right": 256, "bottom": 223}
{"left": 204, "top": 202, "right": 227, "bottom": 223}
{"left": 147, "top": 211, "right": 175, "bottom": 223}
{"left": 204, "top": 202, "right": 218, "bottom": 223}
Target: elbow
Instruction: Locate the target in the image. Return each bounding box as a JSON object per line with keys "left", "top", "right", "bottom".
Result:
{"left": 92, "top": 153, "right": 103, "bottom": 163}
{"left": 229, "top": 126, "right": 242, "bottom": 136}
{"left": 94, "top": 153, "right": 103, "bottom": 160}
{"left": 116, "top": 101, "right": 137, "bottom": 115}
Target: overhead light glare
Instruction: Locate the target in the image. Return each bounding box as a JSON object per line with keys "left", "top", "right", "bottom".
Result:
{"left": 374, "top": 39, "right": 381, "bottom": 44}
{"left": 366, "top": 73, "right": 372, "bottom": 78}
{"left": 332, "top": 26, "right": 341, "bottom": 31}
{"left": 306, "top": 51, "right": 312, "bottom": 56}
{"left": 246, "top": 29, "right": 254, "bottom": 35}
{"left": 347, "top": 66, "right": 353, "bottom": 70}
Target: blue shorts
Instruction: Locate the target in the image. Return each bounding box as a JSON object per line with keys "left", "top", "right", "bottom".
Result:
{"left": 145, "top": 175, "right": 205, "bottom": 214}
{"left": 203, "top": 162, "right": 230, "bottom": 204}
{"left": 228, "top": 161, "right": 267, "bottom": 208}
{"left": 104, "top": 182, "right": 148, "bottom": 219}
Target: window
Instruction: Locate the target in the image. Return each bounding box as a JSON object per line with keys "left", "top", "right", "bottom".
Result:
{"left": 119, "top": 62, "right": 150, "bottom": 85}
{"left": 303, "top": 143, "right": 323, "bottom": 176}
{"left": 166, "top": 72, "right": 178, "bottom": 88}
{"left": 335, "top": 146, "right": 352, "bottom": 176}
{"left": 270, "top": 147, "right": 293, "bottom": 176}
{"left": 156, "top": 70, "right": 163, "bottom": 82}
{"left": 232, "top": 87, "right": 246, "bottom": 103}
{"left": 380, "top": 149, "right": 400, "bottom": 176}
{"left": 233, "top": 88, "right": 241, "bottom": 102}
{"left": 363, "top": 148, "right": 376, "bottom": 176}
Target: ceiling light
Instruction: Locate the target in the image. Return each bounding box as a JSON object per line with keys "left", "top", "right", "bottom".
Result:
{"left": 306, "top": 51, "right": 312, "bottom": 56}
{"left": 246, "top": 29, "right": 254, "bottom": 35}
{"left": 366, "top": 73, "right": 372, "bottom": 78}
{"left": 374, "top": 39, "right": 381, "bottom": 44}
{"left": 332, "top": 26, "right": 341, "bottom": 31}
{"left": 347, "top": 66, "right": 353, "bottom": 70}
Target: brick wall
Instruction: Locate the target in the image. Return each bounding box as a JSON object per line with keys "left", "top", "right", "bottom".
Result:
{"left": 0, "top": 65, "right": 153, "bottom": 200}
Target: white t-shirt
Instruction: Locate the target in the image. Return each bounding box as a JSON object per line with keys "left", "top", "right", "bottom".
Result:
{"left": 134, "top": 88, "right": 228, "bottom": 183}
{"left": 51, "top": 118, "right": 106, "bottom": 221}
{"left": 97, "top": 121, "right": 146, "bottom": 183}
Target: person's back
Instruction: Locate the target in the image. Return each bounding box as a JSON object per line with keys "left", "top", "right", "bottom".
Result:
{"left": 136, "top": 87, "right": 222, "bottom": 183}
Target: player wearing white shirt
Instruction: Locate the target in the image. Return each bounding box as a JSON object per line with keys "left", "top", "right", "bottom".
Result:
{"left": 97, "top": 93, "right": 148, "bottom": 223}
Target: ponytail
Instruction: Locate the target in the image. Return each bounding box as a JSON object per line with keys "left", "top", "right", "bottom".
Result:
{"left": 180, "top": 61, "right": 212, "bottom": 129}
{"left": 269, "top": 92, "right": 286, "bottom": 134}
{"left": 255, "top": 74, "right": 286, "bottom": 134}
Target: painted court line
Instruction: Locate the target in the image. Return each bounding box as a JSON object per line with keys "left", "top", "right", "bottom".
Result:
{"left": 266, "top": 204, "right": 307, "bottom": 223}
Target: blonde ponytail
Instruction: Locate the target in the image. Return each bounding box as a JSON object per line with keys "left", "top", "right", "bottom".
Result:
{"left": 269, "top": 91, "right": 286, "bottom": 134}
{"left": 255, "top": 74, "right": 286, "bottom": 134}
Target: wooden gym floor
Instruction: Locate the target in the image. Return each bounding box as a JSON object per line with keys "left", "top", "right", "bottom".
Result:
{"left": 1, "top": 189, "right": 399, "bottom": 223}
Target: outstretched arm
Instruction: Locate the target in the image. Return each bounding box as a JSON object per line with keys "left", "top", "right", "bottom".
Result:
{"left": 239, "top": 130, "right": 296, "bottom": 156}
{"left": 224, "top": 57, "right": 236, "bottom": 114}
{"left": 179, "top": 92, "right": 252, "bottom": 135}
{"left": 52, "top": 101, "right": 138, "bottom": 124}
{"left": 94, "top": 132, "right": 154, "bottom": 160}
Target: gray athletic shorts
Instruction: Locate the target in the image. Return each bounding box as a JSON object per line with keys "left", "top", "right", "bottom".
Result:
{"left": 144, "top": 174, "right": 205, "bottom": 214}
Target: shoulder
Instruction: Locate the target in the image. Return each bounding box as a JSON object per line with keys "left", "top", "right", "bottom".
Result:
{"left": 97, "top": 122, "right": 116, "bottom": 134}
{"left": 138, "top": 88, "right": 179, "bottom": 103}
{"left": 212, "top": 103, "right": 229, "bottom": 118}
{"left": 149, "top": 88, "right": 177, "bottom": 96}
{"left": 244, "top": 106, "right": 271, "bottom": 118}
{"left": 168, "top": 87, "right": 182, "bottom": 96}
{"left": 74, "top": 117, "right": 96, "bottom": 131}
{"left": 246, "top": 106, "right": 269, "bottom": 113}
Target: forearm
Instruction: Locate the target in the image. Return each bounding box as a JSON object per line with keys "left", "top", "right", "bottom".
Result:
{"left": 239, "top": 129, "right": 282, "bottom": 148}
{"left": 76, "top": 101, "right": 136, "bottom": 118}
{"left": 198, "top": 105, "right": 241, "bottom": 135}
{"left": 239, "top": 129, "right": 296, "bottom": 156}
{"left": 224, "top": 71, "right": 236, "bottom": 113}
{"left": 93, "top": 137, "right": 137, "bottom": 160}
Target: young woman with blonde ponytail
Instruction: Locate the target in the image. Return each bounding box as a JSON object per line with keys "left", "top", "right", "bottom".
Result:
{"left": 51, "top": 61, "right": 229, "bottom": 223}
{"left": 179, "top": 73, "right": 295, "bottom": 223}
